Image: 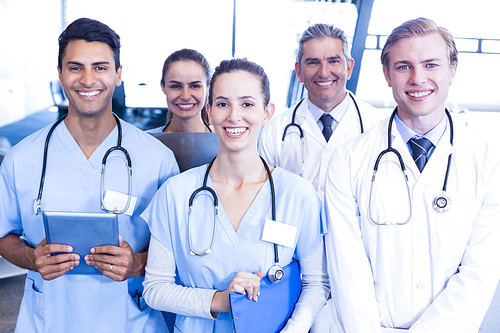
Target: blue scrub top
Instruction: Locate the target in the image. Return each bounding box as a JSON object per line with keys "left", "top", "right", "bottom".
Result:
{"left": 142, "top": 165, "right": 323, "bottom": 332}
{"left": 0, "top": 120, "right": 179, "bottom": 333}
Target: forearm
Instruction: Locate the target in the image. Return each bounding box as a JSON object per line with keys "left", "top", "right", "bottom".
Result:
{"left": 281, "top": 245, "right": 330, "bottom": 332}
{"left": 143, "top": 236, "right": 217, "bottom": 319}
{"left": 0, "top": 233, "right": 36, "bottom": 271}
{"left": 132, "top": 250, "right": 147, "bottom": 277}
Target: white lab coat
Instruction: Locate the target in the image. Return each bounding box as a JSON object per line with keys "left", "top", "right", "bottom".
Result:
{"left": 0, "top": 120, "right": 179, "bottom": 333}
{"left": 324, "top": 115, "right": 500, "bottom": 332}
{"left": 259, "top": 93, "right": 387, "bottom": 332}
{"left": 259, "top": 92, "right": 387, "bottom": 199}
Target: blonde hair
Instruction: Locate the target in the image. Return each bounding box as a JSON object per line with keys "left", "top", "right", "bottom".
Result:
{"left": 381, "top": 18, "right": 458, "bottom": 68}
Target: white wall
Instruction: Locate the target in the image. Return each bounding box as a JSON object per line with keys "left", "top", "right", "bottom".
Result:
{"left": 0, "top": 0, "right": 62, "bottom": 126}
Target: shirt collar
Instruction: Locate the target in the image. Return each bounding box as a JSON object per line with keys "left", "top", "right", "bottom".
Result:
{"left": 307, "top": 93, "right": 350, "bottom": 124}
{"left": 394, "top": 112, "right": 448, "bottom": 146}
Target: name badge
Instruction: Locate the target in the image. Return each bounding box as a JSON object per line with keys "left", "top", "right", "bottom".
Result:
{"left": 261, "top": 219, "right": 297, "bottom": 248}
{"left": 102, "top": 190, "right": 137, "bottom": 216}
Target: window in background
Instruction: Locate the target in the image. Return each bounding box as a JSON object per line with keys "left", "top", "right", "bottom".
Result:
{"left": 356, "top": 0, "right": 500, "bottom": 114}
{"left": 66, "top": 0, "right": 358, "bottom": 113}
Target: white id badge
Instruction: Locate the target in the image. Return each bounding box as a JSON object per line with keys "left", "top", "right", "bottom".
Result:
{"left": 261, "top": 219, "right": 297, "bottom": 248}
{"left": 102, "top": 190, "right": 137, "bottom": 216}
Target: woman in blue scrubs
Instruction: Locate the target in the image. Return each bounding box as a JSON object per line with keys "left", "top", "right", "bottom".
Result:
{"left": 142, "top": 58, "right": 329, "bottom": 332}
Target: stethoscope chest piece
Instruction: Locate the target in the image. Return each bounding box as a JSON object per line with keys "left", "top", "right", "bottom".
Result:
{"left": 433, "top": 192, "right": 451, "bottom": 213}
{"left": 267, "top": 263, "right": 284, "bottom": 283}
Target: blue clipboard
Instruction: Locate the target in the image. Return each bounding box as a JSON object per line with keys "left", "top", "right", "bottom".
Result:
{"left": 42, "top": 211, "right": 119, "bottom": 274}
{"left": 229, "top": 260, "right": 301, "bottom": 333}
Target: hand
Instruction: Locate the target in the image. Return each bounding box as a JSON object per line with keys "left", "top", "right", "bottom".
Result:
{"left": 33, "top": 238, "right": 80, "bottom": 281}
{"left": 211, "top": 271, "right": 264, "bottom": 313}
{"left": 85, "top": 235, "right": 144, "bottom": 281}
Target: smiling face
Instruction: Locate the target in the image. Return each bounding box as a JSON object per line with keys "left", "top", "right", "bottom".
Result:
{"left": 207, "top": 70, "right": 273, "bottom": 154}
{"left": 58, "top": 40, "right": 122, "bottom": 119}
{"left": 295, "top": 37, "right": 354, "bottom": 112}
{"left": 162, "top": 60, "right": 208, "bottom": 121}
{"left": 383, "top": 32, "right": 456, "bottom": 132}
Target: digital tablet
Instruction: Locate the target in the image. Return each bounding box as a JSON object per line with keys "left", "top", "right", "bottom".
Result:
{"left": 42, "top": 211, "right": 119, "bottom": 275}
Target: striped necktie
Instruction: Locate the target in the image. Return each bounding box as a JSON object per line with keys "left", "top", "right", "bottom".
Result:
{"left": 320, "top": 113, "right": 333, "bottom": 142}
{"left": 408, "top": 137, "right": 434, "bottom": 172}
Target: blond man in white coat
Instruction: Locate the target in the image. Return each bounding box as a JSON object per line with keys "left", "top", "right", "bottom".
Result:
{"left": 324, "top": 18, "right": 500, "bottom": 332}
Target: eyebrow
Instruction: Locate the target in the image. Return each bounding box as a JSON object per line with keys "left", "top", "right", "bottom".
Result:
{"left": 66, "top": 61, "right": 111, "bottom": 66}
{"left": 304, "top": 55, "right": 342, "bottom": 62}
{"left": 214, "top": 95, "right": 256, "bottom": 101}
{"left": 168, "top": 80, "right": 203, "bottom": 85}
{"left": 394, "top": 58, "right": 443, "bottom": 66}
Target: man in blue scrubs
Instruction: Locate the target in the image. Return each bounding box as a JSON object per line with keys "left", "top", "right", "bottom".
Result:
{"left": 0, "top": 18, "right": 178, "bottom": 332}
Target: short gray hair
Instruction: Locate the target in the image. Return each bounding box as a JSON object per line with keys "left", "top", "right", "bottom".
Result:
{"left": 297, "top": 23, "right": 350, "bottom": 63}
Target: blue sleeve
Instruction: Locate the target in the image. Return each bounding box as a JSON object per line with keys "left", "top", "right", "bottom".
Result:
{"left": 141, "top": 180, "right": 174, "bottom": 251}
{"left": 158, "top": 150, "right": 180, "bottom": 188}
{"left": 0, "top": 154, "right": 23, "bottom": 237}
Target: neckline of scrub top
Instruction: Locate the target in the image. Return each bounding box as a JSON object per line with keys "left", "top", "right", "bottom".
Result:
{"left": 57, "top": 120, "right": 122, "bottom": 169}
{"left": 204, "top": 165, "right": 274, "bottom": 247}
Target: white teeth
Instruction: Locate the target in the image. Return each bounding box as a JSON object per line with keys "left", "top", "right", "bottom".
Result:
{"left": 225, "top": 127, "right": 246, "bottom": 135}
{"left": 78, "top": 91, "right": 100, "bottom": 97}
{"left": 177, "top": 104, "right": 195, "bottom": 109}
{"left": 317, "top": 81, "right": 334, "bottom": 86}
{"left": 408, "top": 91, "right": 432, "bottom": 98}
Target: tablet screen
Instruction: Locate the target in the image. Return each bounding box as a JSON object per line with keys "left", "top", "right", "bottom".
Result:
{"left": 42, "top": 211, "right": 119, "bottom": 274}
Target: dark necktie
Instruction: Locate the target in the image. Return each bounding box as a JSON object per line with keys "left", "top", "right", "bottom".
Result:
{"left": 320, "top": 113, "right": 333, "bottom": 142}
{"left": 408, "top": 137, "right": 434, "bottom": 172}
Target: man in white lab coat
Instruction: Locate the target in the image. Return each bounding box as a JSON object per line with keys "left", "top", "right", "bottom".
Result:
{"left": 259, "top": 23, "right": 386, "bottom": 332}
{"left": 259, "top": 23, "right": 385, "bottom": 200}
{"left": 324, "top": 17, "right": 500, "bottom": 332}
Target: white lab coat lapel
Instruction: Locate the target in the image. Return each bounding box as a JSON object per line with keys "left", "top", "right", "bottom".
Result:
{"left": 421, "top": 127, "right": 453, "bottom": 177}
{"left": 382, "top": 120, "right": 421, "bottom": 182}
{"left": 328, "top": 102, "right": 361, "bottom": 149}
{"left": 294, "top": 100, "right": 326, "bottom": 146}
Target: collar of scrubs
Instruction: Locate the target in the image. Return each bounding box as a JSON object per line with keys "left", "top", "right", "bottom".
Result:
{"left": 306, "top": 93, "right": 350, "bottom": 131}
{"left": 394, "top": 112, "right": 448, "bottom": 159}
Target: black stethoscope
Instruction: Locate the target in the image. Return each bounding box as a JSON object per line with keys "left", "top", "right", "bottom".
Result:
{"left": 162, "top": 119, "right": 212, "bottom": 132}
{"left": 187, "top": 156, "right": 285, "bottom": 283}
{"left": 281, "top": 92, "right": 364, "bottom": 175}
{"left": 369, "top": 108, "right": 453, "bottom": 225}
{"left": 33, "top": 113, "right": 132, "bottom": 215}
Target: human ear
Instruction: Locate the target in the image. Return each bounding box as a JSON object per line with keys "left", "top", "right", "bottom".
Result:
{"left": 295, "top": 62, "right": 304, "bottom": 83}
{"left": 206, "top": 103, "right": 214, "bottom": 125}
{"left": 262, "top": 103, "right": 275, "bottom": 125}
{"left": 346, "top": 58, "right": 355, "bottom": 80}
{"left": 383, "top": 66, "right": 392, "bottom": 87}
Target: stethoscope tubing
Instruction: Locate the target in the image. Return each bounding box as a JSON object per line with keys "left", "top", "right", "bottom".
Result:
{"left": 369, "top": 108, "right": 454, "bottom": 224}
{"left": 188, "top": 156, "right": 281, "bottom": 266}
{"left": 283, "top": 92, "right": 364, "bottom": 141}
{"left": 34, "top": 113, "right": 131, "bottom": 215}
